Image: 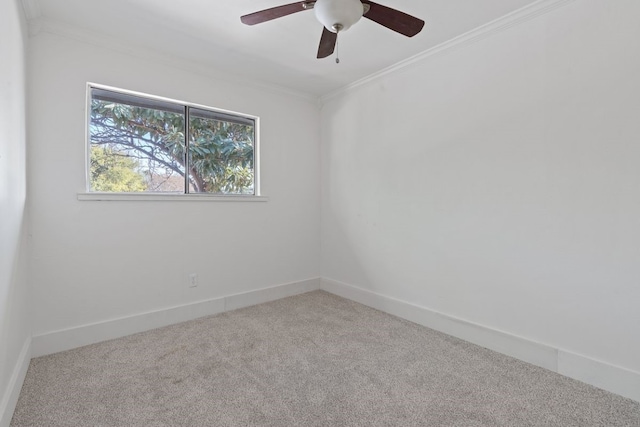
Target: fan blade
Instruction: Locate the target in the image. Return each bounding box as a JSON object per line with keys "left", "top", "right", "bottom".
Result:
{"left": 317, "top": 27, "right": 337, "bottom": 59}
{"left": 361, "top": 0, "right": 424, "bottom": 37}
{"left": 241, "top": 2, "right": 313, "bottom": 25}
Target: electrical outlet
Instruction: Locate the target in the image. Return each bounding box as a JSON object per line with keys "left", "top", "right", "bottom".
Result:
{"left": 188, "top": 273, "right": 198, "bottom": 288}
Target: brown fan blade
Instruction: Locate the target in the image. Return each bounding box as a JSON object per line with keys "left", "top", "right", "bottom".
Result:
{"left": 317, "top": 27, "right": 337, "bottom": 59}
{"left": 241, "top": 1, "right": 314, "bottom": 25}
{"left": 361, "top": 0, "right": 424, "bottom": 37}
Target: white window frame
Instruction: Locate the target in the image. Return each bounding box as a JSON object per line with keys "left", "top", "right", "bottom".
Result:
{"left": 79, "top": 83, "right": 266, "bottom": 202}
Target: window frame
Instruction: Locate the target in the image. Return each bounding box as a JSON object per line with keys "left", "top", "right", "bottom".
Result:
{"left": 81, "top": 83, "right": 265, "bottom": 202}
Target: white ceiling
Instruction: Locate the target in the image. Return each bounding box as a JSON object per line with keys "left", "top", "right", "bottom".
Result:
{"left": 27, "top": 0, "right": 541, "bottom": 97}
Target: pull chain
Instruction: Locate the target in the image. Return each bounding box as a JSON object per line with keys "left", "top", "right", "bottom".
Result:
{"left": 331, "top": 24, "right": 343, "bottom": 64}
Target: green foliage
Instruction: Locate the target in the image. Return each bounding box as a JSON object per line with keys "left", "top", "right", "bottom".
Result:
{"left": 90, "top": 99, "right": 254, "bottom": 194}
{"left": 189, "top": 116, "right": 254, "bottom": 193}
{"left": 90, "top": 146, "right": 147, "bottom": 192}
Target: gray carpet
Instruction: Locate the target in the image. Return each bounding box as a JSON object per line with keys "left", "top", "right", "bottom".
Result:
{"left": 11, "top": 291, "right": 640, "bottom": 426}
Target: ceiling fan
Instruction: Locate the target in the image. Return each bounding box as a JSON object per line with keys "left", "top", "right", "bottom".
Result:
{"left": 240, "top": 0, "right": 425, "bottom": 60}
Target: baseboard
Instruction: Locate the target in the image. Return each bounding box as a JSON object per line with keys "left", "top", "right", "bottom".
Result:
{"left": 320, "top": 277, "right": 640, "bottom": 403}
{"left": 225, "top": 278, "right": 320, "bottom": 311}
{"left": 320, "top": 278, "right": 559, "bottom": 370}
{"left": 27, "top": 276, "right": 640, "bottom": 403}
{"left": 32, "top": 277, "right": 321, "bottom": 358}
{"left": 0, "top": 337, "right": 31, "bottom": 427}
{"left": 557, "top": 350, "right": 640, "bottom": 403}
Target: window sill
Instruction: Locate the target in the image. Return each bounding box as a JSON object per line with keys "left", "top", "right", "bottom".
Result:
{"left": 77, "top": 193, "right": 269, "bottom": 202}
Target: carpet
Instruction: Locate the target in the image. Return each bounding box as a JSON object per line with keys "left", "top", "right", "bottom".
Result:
{"left": 11, "top": 291, "right": 640, "bottom": 426}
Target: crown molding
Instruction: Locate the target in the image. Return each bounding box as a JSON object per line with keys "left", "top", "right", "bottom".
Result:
{"left": 19, "top": 0, "right": 41, "bottom": 20}
{"left": 319, "top": 0, "right": 578, "bottom": 104}
{"left": 28, "top": 17, "right": 319, "bottom": 104}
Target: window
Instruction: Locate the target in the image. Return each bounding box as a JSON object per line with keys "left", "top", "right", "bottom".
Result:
{"left": 87, "top": 85, "right": 257, "bottom": 196}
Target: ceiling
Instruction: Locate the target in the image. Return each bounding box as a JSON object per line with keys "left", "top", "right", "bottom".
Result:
{"left": 26, "top": 0, "right": 541, "bottom": 97}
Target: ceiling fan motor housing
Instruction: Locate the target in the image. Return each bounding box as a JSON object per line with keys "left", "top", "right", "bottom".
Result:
{"left": 314, "top": 0, "right": 364, "bottom": 33}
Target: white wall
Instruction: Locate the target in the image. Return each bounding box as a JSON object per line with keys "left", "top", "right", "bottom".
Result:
{"left": 0, "top": 0, "right": 30, "bottom": 424}
{"left": 16, "top": 0, "right": 640, "bottom": 408}
{"left": 321, "top": 0, "right": 640, "bottom": 378}
{"left": 28, "top": 32, "right": 320, "bottom": 338}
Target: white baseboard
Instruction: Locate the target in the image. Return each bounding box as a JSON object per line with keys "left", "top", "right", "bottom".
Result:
{"left": 558, "top": 350, "right": 640, "bottom": 403}
{"left": 26, "top": 276, "right": 640, "bottom": 403}
{"left": 320, "top": 277, "right": 640, "bottom": 403}
{"left": 32, "top": 278, "right": 320, "bottom": 358}
{"left": 225, "top": 277, "right": 320, "bottom": 311}
{"left": 0, "top": 338, "right": 31, "bottom": 427}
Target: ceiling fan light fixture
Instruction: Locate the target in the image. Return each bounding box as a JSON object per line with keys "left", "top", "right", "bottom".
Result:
{"left": 240, "top": 0, "right": 425, "bottom": 60}
{"left": 314, "top": 0, "right": 363, "bottom": 33}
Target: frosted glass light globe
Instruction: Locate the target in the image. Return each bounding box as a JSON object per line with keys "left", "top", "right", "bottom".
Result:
{"left": 314, "top": 0, "right": 364, "bottom": 33}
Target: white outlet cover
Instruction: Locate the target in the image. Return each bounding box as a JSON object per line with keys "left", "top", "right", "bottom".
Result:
{"left": 188, "top": 273, "right": 198, "bottom": 288}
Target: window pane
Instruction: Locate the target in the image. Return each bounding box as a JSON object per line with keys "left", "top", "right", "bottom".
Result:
{"left": 188, "top": 108, "right": 255, "bottom": 194}
{"left": 90, "top": 96, "right": 186, "bottom": 192}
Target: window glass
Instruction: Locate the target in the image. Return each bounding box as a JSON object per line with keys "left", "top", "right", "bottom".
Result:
{"left": 88, "top": 86, "right": 256, "bottom": 195}
{"left": 189, "top": 108, "right": 254, "bottom": 194}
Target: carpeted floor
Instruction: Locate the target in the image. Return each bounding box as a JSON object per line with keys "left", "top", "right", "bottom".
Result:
{"left": 11, "top": 291, "right": 640, "bottom": 426}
